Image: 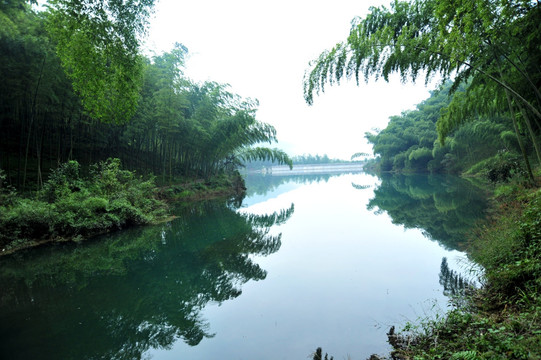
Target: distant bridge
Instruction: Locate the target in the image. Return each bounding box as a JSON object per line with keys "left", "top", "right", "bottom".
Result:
{"left": 256, "top": 163, "right": 366, "bottom": 176}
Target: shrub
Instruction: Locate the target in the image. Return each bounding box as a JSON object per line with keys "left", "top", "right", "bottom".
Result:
{"left": 472, "top": 188, "right": 541, "bottom": 300}
{"left": 0, "top": 169, "right": 17, "bottom": 206}
{"left": 466, "top": 151, "right": 524, "bottom": 183}
{"left": 90, "top": 158, "right": 134, "bottom": 196}
{"left": 82, "top": 197, "right": 109, "bottom": 214}
{"left": 40, "top": 160, "right": 84, "bottom": 202}
{"left": 108, "top": 198, "right": 149, "bottom": 226}
{"left": 0, "top": 199, "right": 53, "bottom": 244}
{"left": 1, "top": 159, "right": 168, "bottom": 249}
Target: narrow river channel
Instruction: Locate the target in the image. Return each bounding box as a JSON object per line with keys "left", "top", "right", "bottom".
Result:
{"left": 0, "top": 171, "right": 487, "bottom": 360}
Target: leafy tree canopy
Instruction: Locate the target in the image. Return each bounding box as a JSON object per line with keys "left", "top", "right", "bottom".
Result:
{"left": 304, "top": 0, "right": 541, "bottom": 128}
{"left": 45, "top": 0, "right": 156, "bottom": 123}
{"left": 305, "top": 0, "right": 540, "bottom": 181}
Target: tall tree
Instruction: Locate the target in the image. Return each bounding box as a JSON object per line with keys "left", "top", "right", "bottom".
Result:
{"left": 304, "top": 0, "right": 541, "bottom": 180}
{"left": 0, "top": 5, "right": 291, "bottom": 188}
{"left": 45, "top": 0, "right": 156, "bottom": 124}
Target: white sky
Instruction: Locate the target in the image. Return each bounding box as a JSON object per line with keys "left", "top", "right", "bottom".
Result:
{"left": 145, "top": 0, "right": 438, "bottom": 160}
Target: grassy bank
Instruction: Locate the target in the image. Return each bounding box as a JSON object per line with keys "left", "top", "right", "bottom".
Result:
{"left": 386, "top": 176, "right": 541, "bottom": 359}
{"left": 158, "top": 171, "right": 246, "bottom": 203}
{"left": 0, "top": 159, "right": 245, "bottom": 256}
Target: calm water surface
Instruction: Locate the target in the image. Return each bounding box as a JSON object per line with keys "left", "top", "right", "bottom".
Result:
{"left": 0, "top": 172, "right": 487, "bottom": 359}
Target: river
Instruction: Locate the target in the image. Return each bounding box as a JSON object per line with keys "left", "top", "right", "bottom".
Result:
{"left": 0, "top": 171, "right": 487, "bottom": 360}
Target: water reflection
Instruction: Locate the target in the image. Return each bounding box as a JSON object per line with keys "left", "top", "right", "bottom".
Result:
{"left": 0, "top": 172, "right": 489, "bottom": 360}
{"left": 244, "top": 173, "right": 334, "bottom": 197}
{"left": 0, "top": 201, "right": 294, "bottom": 360}
{"left": 364, "top": 173, "right": 488, "bottom": 250}
{"left": 439, "top": 257, "right": 476, "bottom": 297}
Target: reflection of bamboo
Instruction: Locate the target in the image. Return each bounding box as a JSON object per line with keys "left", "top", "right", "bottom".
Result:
{"left": 439, "top": 257, "right": 476, "bottom": 297}
{"left": 270, "top": 163, "right": 365, "bottom": 175}
{"left": 351, "top": 182, "right": 370, "bottom": 190}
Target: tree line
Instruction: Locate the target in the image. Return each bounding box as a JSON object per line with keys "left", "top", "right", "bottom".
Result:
{"left": 304, "top": 0, "right": 540, "bottom": 181}
{"left": 364, "top": 82, "right": 531, "bottom": 176}
{"left": 0, "top": 1, "right": 291, "bottom": 192}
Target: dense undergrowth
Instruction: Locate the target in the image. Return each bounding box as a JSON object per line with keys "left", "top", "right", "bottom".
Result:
{"left": 0, "top": 159, "right": 170, "bottom": 254}
{"left": 385, "top": 170, "right": 541, "bottom": 360}
{"left": 0, "top": 158, "right": 246, "bottom": 256}
{"left": 158, "top": 171, "right": 246, "bottom": 203}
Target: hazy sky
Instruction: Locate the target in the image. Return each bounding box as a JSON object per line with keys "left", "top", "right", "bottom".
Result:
{"left": 145, "top": 0, "right": 438, "bottom": 160}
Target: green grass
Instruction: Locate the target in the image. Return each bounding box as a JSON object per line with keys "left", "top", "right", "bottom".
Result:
{"left": 160, "top": 172, "right": 245, "bottom": 202}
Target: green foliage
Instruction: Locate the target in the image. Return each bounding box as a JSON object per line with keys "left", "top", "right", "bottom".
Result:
{"left": 350, "top": 152, "right": 369, "bottom": 161}
{"left": 304, "top": 0, "right": 541, "bottom": 180}
{"left": 90, "top": 158, "right": 134, "bottom": 195}
{"left": 0, "top": 169, "right": 16, "bottom": 206}
{"left": 0, "top": 5, "right": 291, "bottom": 192}
{"left": 450, "top": 350, "right": 478, "bottom": 360}
{"left": 465, "top": 151, "right": 525, "bottom": 183}
{"left": 0, "top": 199, "right": 53, "bottom": 242}
{"left": 393, "top": 306, "right": 541, "bottom": 359}
{"left": 116, "top": 58, "right": 290, "bottom": 179}
{"left": 364, "top": 80, "right": 527, "bottom": 175}
{"left": 237, "top": 147, "right": 292, "bottom": 170}
{"left": 45, "top": 0, "right": 155, "bottom": 123}
{"left": 0, "top": 159, "right": 167, "bottom": 250}
{"left": 408, "top": 147, "right": 433, "bottom": 170}
{"left": 312, "top": 347, "right": 334, "bottom": 360}
{"left": 493, "top": 184, "right": 516, "bottom": 198}
{"left": 364, "top": 83, "right": 456, "bottom": 173}
{"left": 479, "top": 189, "right": 541, "bottom": 297}
{"left": 40, "top": 160, "right": 83, "bottom": 202}
{"left": 304, "top": 0, "right": 541, "bottom": 116}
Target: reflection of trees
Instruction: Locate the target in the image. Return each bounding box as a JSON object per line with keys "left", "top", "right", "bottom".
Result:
{"left": 439, "top": 257, "right": 475, "bottom": 297}
{"left": 0, "top": 201, "right": 294, "bottom": 360}
{"left": 244, "top": 173, "right": 335, "bottom": 197}
{"left": 351, "top": 182, "right": 370, "bottom": 190}
{"left": 365, "top": 174, "right": 487, "bottom": 250}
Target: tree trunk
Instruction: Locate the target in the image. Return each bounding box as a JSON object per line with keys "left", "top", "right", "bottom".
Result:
{"left": 23, "top": 55, "right": 46, "bottom": 191}
{"left": 36, "top": 121, "right": 46, "bottom": 190}
{"left": 519, "top": 105, "right": 541, "bottom": 165}
{"left": 504, "top": 89, "right": 535, "bottom": 184}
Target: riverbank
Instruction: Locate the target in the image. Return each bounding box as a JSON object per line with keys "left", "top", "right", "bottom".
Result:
{"left": 0, "top": 159, "right": 245, "bottom": 256}
{"left": 158, "top": 172, "right": 246, "bottom": 202}
{"left": 381, "top": 175, "right": 541, "bottom": 359}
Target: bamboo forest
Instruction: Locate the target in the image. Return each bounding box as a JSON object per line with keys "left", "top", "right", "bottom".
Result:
{"left": 1, "top": 0, "right": 541, "bottom": 359}
{"left": 1, "top": 3, "right": 290, "bottom": 186}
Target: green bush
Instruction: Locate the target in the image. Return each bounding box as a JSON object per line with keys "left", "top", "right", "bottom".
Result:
{"left": 393, "top": 152, "right": 407, "bottom": 170}
{"left": 40, "top": 160, "right": 84, "bottom": 203}
{"left": 1, "top": 159, "right": 168, "bottom": 250}
{"left": 108, "top": 198, "right": 149, "bottom": 226}
{"left": 493, "top": 184, "right": 515, "bottom": 198}
{"left": 82, "top": 197, "right": 109, "bottom": 213}
{"left": 466, "top": 151, "right": 524, "bottom": 183}
{"left": 0, "top": 199, "right": 53, "bottom": 243}
{"left": 0, "top": 169, "right": 17, "bottom": 206}
{"left": 90, "top": 158, "right": 135, "bottom": 196}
